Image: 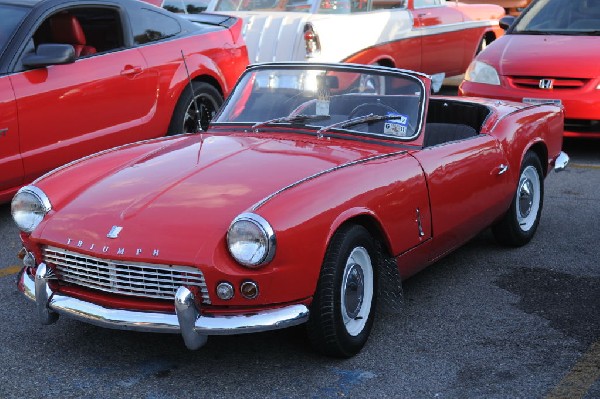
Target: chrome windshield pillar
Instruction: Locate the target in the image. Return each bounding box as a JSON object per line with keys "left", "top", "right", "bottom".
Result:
{"left": 34, "top": 263, "right": 59, "bottom": 325}
{"left": 175, "top": 287, "right": 208, "bottom": 350}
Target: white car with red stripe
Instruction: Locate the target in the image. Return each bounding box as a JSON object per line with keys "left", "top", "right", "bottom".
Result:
{"left": 205, "top": 0, "right": 505, "bottom": 82}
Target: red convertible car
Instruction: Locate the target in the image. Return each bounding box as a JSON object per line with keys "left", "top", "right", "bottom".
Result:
{"left": 0, "top": 0, "right": 248, "bottom": 203}
{"left": 459, "top": 0, "right": 600, "bottom": 138}
{"left": 13, "top": 63, "right": 568, "bottom": 357}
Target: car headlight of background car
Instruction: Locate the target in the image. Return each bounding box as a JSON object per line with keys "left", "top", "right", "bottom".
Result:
{"left": 464, "top": 60, "right": 501, "bottom": 85}
{"left": 11, "top": 186, "right": 52, "bottom": 233}
{"left": 227, "top": 213, "right": 276, "bottom": 268}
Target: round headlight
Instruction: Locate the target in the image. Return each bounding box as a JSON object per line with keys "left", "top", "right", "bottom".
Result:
{"left": 464, "top": 60, "right": 501, "bottom": 85}
{"left": 227, "top": 213, "right": 276, "bottom": 268}
{"left": 11, "top": 186, "right": 52, "bottom": 233}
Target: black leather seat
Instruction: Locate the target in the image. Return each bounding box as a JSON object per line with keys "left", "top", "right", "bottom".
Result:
{"left": 423, "top": 123, "right": 477, "bottom": 147}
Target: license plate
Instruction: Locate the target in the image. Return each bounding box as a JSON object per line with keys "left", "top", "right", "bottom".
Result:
{"left": 523, "top": 98, "right": 562, "bottom": 106}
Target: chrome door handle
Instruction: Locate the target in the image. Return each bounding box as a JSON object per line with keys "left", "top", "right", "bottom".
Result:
{"left": 497, "top": 164, "right": 509, "bottom": 175}
{"left": 0, "top": 128, "right": 7, "bottom": 137}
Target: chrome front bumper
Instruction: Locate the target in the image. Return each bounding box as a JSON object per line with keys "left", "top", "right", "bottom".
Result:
{"left": 19, "top": 264, "right": 309, "bottom": 350}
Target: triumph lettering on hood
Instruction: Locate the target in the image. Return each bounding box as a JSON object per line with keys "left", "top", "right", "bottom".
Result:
{"left": 66, "top": 238, "right": 160, "bottom": 257}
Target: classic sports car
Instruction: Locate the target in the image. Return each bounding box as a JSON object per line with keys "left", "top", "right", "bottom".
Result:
{"left": 0, "top": 0, "right": 248, "bottom": 203}
{"left": 13, "top": 63, "right": 568, "bottom": 357}
{"left": 459, "top": 0, "right": 531, "bottom": 16}
{"left": 459, "top": 0, "right": 600, "bottom": 139}
{"left": 204, "top": 0, "right": 505, "bottom": 85}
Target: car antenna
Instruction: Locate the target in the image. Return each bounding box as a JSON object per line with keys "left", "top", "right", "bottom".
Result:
{"left": 181, "top": 50, "right": 202, "bottom": 133}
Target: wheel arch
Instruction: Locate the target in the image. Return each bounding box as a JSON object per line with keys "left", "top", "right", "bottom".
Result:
{"left": 191, "top": 74, "right": 224, "bottom": 98}
{"left": 374, "top": 57, "right": 395, "bottom": 69}
{"left": 331, "top": 213, "right": 395, "bottom": 262}
{"left": 525, "top": 141, "right": 549, "bottom": 176}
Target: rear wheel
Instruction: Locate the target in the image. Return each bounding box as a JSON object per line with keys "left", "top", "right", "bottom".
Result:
{"left": 307, "top": 224, "right": 378, "bottom": 357}
{"left": 168, "top": 82, "right": 223, "bottom": 135}
{"left": 493, "top": 151, "right": 544, "bottom": 246}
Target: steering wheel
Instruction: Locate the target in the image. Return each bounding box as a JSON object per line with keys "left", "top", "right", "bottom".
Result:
{"left": 348, "top": 102, "right": 398, "bottom": 119}
{"left": 348, "top": 102, "right": 416, "bottom": 136}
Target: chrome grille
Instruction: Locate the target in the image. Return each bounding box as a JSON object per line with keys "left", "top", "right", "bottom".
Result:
{"left": 42, "top": 246, "right": 210, "bottom": 303}
{"left": 508, "top": 76, "right": 588, "bottom": 90}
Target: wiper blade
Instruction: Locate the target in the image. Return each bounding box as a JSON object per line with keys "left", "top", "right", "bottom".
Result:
{"left": 317, "top": 113, "right": 404, "bottom": 136}
{"left": 251, "top": 114, "right": 330, "bottom": 132}
{"left": 568, "top": 30, "right": 600, "bottom": 36}
{"left": 512, "top": 30, "right": 575, "bottom": 35}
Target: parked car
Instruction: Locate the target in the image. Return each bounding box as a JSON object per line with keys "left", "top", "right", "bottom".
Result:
{"left": 204, "top": 0, "right": 505, "bottom": 85}
{"left": 459, "top": 0, "right": 600, "bottom": 139}
{"left": 13, "top": 62, "right": 568, "bottom": 357}
{"left": 0, "top": 0, "right": 248, "bottom": 203}
{"left": 459, "top": 0, "right": 532, "bottom": 16}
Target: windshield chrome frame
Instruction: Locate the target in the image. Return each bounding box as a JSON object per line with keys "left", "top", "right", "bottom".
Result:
{"left": 211, "top": 62, "right": 428, "bottom": 142}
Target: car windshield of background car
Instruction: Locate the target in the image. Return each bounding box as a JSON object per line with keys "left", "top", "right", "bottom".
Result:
{"left": 214, "top": 66, "right": 424, "bottom": 140}
{"left": 513, "top": 0, "right": 600, "bottom": 34}
{"left": 0, "top": 4, "right": 30, "bottom": 54}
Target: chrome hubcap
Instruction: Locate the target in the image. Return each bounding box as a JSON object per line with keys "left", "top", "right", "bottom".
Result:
{"left": 341, "top": 246, "right": 374, "bottom": 336}
{"left": 516, "top": 165, "right": 540, "bottom": 231}
{"left": 518, "top": 179, "right": 534, "bottom": 218}
{"left": 343, "top": 263, "right": 364, "bottom": 319}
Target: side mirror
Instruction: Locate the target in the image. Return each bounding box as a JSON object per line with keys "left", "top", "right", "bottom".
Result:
{"left": 22, "top": 44, "right": 76, "bottom": 69}
{"left": 499, "top": 16, "right": 516, "bottom": 31}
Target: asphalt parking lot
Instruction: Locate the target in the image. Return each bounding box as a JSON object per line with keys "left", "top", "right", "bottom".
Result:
{"left": 0, "top": 134, "right": 598, "bottom": 399}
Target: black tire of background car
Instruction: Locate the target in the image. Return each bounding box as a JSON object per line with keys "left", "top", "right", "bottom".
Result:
{"left": 307, "top": 224, "right": 379, "bottom": 358}
{"left": 167, "top": 82, "right": 223, "bottom": 135}
{"left": 492, "top": 151, "right": 544, "bottom": 247}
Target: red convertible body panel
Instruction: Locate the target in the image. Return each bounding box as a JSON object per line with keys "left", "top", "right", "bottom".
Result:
{"left": 13, "top": 63, "right": 567, "bottom": 356}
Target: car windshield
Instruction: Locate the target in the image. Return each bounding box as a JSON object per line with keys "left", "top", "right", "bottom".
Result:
{"left": 213, "top": 0, "right": 405, "bottom": 13}
{"left": 512, "top": 0, "right": 600, "bottom": 35}
{"left": 0, "top": 4, "right": 29, "bottom": 54}
{"left": 214, "top": 64, "right": 425, "bottom": 140}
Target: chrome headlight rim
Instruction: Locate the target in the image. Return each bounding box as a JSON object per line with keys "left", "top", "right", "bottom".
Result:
{"left": 11, "top": 185, "right": 52, "bottom": 233}
{"left": 227, "top": 212, "right": 276, "bottom": 268}
{"left": 464, "top": 60, "right": 501, "bottom": 86}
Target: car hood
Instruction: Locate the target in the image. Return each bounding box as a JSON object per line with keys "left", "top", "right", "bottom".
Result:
{"left": 35, "top": 133, "right": 386, "bottom": 264}
{"left": 482, "top": 35, "right": 600, "bottom": 77}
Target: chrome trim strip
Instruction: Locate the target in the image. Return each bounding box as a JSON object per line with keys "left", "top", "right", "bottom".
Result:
{"left": 19, "top": 270, "right": 309, "bottom": 338}
{"left": 554, "top": 151, "right": 569, "bottom": 172}
{"left": 251, "top": 151, "right": 406, "bottom": 211}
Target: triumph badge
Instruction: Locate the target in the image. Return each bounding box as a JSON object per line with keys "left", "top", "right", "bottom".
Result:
{"left": 107, "top": 226, "right": 123, "bottom": 239}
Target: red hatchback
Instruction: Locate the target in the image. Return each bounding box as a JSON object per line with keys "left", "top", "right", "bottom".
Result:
{"left": 459, "top": 0, "right": 600, "bottom": 138}
{"left": 0, "top": 0, "right": 248, "bottom": 203}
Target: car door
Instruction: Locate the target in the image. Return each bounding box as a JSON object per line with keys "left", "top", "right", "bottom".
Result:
{"left": 411, "top": 0, "right": 465, "bottom": 76}
{"left": 0, "top": 76, "right": 23, "bottom": 196}
{"left": 10, "top": 6, "right": 158, "bottom": 184}
{"left": 411, "top": 134, "right": 512, "bottom": 262}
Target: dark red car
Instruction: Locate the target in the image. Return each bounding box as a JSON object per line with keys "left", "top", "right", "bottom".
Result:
{"left": 0, "top": 0, "right": 248, "bottom": 202}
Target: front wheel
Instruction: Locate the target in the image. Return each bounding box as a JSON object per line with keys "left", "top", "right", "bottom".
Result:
{"left": 168, "top": 82, "right": 223, "bottom": 135}
{"left": 307, "top": 224, "right": 378, "bottom": 357}
{"left": 493, "top": 151, "right": 544, "bottom": 247}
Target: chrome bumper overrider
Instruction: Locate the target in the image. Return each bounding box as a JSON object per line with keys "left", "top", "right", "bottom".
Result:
{"left": 554, "top": 151, "right": 569, "bottom": 172}
{"left": 19, "top": 264, "right": 310, "bottom": 350}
